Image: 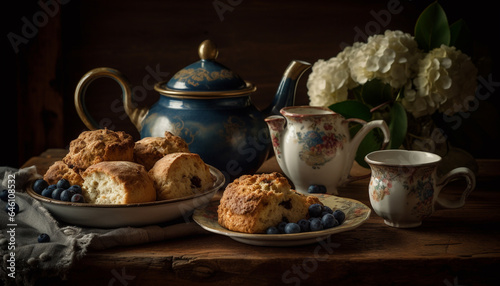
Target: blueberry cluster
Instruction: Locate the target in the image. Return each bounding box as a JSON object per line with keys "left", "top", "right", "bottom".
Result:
{"left": 266, "top": 203, "right": 346, "bottom": 234}
{"left": 33, "top": 179, "right": 86, "bottom": 203}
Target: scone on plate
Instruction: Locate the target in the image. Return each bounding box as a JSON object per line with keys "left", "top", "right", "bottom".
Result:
{"left": 63, "top": 128, "right": 134, "bottom": 173}
{"left": 44, "top": 160, "right": 84, "bottom": 186}
{"left": 81, "top": 161, "right": 156, "bottom": 204}
{"left": 217, "top": 172, "right": 321, "bottom": 234}
{"left": 149, "top": 152, "right": 214, "bottom": 200}
{"left": 134, "top": 131, "right": 190, "bottom": 170}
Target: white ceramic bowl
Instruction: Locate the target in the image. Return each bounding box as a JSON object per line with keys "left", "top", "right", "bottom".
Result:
{"left": 26, "top": 165, "right": 225, "bottom": 228}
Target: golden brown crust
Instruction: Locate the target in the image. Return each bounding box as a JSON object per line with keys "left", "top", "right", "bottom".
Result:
{"left": 82, "top": 161, "right": 156, "bottom": 204}
{"left": 220, "top": 173, "right": 291, "bottom": 215}
{"left": 43, "top": 161, "right": 84, "bottom": 186}
{"left": 62, "top": 128, "right": 134, "bottom": 173}
{"left": 148, "top": 152, "right": 214, "bottom": 200}
{"left": 217, "top": 173, "right": 321, "bottom": 234}
{"left": 133, "top": 131, "right": 190, "bottom": 170}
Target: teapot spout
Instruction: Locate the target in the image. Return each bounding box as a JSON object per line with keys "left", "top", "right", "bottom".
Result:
{"left": 265, "top": 60, "right": 311, "bottom": 116}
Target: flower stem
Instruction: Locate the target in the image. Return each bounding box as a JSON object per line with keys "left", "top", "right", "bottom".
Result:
{"left": 370, "top": 100, "right": 392, "bottom": 113}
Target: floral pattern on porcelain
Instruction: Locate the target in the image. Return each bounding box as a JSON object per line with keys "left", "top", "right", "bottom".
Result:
{"left": 407, "top": 166, "right": 435, "bottom": 219}
{"left": 291, "top": 116, "right": 345, "bottom": 169}
{"left": 369, "top": 164, "right": 437, "bottom": 219}
{"left": 369, "top": 165, "right": 401, "bottom": 202}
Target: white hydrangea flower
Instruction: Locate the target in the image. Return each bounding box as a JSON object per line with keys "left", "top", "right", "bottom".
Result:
{"left": 403, "top": 45, "right": 478, "bottom": 117}
{"left": 349, "top": 30, "right": 420, "bottom": 89}
{"left": 307, "top": 47, "right": 356, "bottom": 107}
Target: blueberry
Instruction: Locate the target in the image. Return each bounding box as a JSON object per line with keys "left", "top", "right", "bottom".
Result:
{"left": 0, "top": 190, "right": 8, "bottom": 202}
{"left": 56, "top": 179, "right": 71, "bottom": 189}
{"left": 266, "top": 226, "right": 280, "bottom": 234}
{"left": 333, "top": 210, "right": 346, "bottom": 225}
{"left": 33, "top": 179, "right": 49, "bottom": 194}
{"left": 46, "top": 184, "right": 57, "bottom": 192}
{"left": 60, "top": 190, "right": 76, "bottom": 202}
{"left": 71, "top": 193, "right": 85, "bottom": 203}
{"left": 309, "top": 218, "right": 324, "bottom": 231}
{"left": 41, "top": 187, "right": 54, "bottom": 198}
{"left": 284, "top": 223, "right": 301, "bottom": 234}
{"left": 5, "top": 203, "right": 19, "bottom": 215}
{"left": 67, "top": 185, "right": 82, "bottom": 194}
{"left": 321, "top": 213, "right": 338, "bottom": 229}
{"left": 322, "top": 206, "right": 333, "bottom": 214}
{"left": 297, "top": 219, "right": 310, "bottom": 232}
{"left": 307, "top": 184, "right": 327, "bottom": 193}
{"left": 51, "top": 188, "right": 64, "bottom": 200}
{"left": 277, "top": 221, "right": 287, "bottom": 233}
{"left": 308, "top": 203, "right": 323, "bottom": 218}
{"left": 38, "top": 233, "right": 50, "bottom": 243}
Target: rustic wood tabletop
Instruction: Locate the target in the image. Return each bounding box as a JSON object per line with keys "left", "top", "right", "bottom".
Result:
{"left": 21, "top": 149, "right": 500, "bottom": 285}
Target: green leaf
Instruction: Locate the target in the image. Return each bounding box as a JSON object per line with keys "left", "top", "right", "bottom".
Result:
{"left": 328, "top": 100, "right": 372, "bottom": 121}
{"left": 450, "top": 19, "right": 472, "bottom": 55}
{"left": 387, "top": 101, "right": 407, "bottom": 149}
{"left": 414, "top": 1, "right": 450, "bottom": 52}
{"left": 358, "top": 79, "right": 393, "bottom": 107}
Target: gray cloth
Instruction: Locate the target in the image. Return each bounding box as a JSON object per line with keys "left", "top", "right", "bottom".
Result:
{"left": 0, "top": 166, "right": 207, "bottom": 285}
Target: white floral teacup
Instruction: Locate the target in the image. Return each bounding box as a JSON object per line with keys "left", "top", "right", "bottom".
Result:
{"left": 365, "top": 150, "right": 476, "bottom": 228}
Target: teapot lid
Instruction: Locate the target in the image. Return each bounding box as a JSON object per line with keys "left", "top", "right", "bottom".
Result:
{"left": 154, "top": 40, "right": 256, "bottom": 98}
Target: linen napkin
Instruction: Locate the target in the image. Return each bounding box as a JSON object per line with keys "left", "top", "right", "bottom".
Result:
{"left": 0, "top": 166, "right": 208, "bottom": 286}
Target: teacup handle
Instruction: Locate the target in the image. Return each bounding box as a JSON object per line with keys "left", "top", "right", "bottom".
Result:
{"left": 436, "top": 167, "right": 476, "bottom": 209}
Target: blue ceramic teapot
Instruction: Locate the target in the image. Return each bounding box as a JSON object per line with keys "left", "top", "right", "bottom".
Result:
{"left": 74, "top": 40, "right": 311, "bottom": 180}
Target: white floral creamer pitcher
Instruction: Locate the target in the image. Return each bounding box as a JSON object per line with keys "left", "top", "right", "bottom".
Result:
{"left": 265, "top": 106, "right": 390, "bottom": 195}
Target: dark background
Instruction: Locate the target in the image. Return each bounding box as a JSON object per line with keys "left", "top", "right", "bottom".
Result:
{"left": 3, "top": 0, "right": 499, "bottom": 168}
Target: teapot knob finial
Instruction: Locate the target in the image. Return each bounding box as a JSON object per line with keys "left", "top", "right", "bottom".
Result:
{"left": 199, "top": 39, "right": 219, "bottom": 60}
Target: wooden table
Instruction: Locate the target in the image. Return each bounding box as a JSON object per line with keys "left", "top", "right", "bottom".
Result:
{"left": 22, "top": 149, "right": 500, "bottom": 285}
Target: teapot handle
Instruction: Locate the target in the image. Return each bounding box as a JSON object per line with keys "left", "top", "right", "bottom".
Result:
{"left": 74, "top": 67, "right": 147, "bottom": 131}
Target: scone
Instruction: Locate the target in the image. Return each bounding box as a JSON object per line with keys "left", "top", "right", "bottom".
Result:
{"left": 149, "top": 152, "right": 214, "bottom": 200}
{"left": 217, "top": 172, "right": 321, "bottom": 234}
{"left": 63, "top": 128, "right": 134, "bottom": 173}
{"left": 81, "top": 161, "right": 156, "bottom": 204}
{"left": 134, "top": 131, "right": 190, "bottom": 170}
{"left": 44, "top": 160, "right": 84, "bottom": 186}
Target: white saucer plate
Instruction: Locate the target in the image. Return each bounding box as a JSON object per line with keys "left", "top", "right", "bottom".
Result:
{"left": 192, "top": 194, "right": 371, "bottom": 246}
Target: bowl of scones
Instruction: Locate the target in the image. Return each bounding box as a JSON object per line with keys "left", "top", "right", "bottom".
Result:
{"left": 26, "top": 129, "right": 225, "bottom": 228}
